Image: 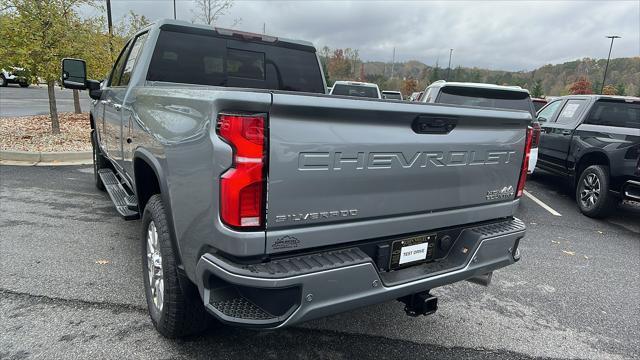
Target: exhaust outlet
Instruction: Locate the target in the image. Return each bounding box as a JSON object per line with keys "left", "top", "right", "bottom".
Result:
{"left": 466, "top": 272, "right": 493, "bottom": 287}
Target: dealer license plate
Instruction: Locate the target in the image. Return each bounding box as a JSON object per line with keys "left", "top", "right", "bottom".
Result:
{"left": 390, "top": 234, "right": 436, "bottom": 269}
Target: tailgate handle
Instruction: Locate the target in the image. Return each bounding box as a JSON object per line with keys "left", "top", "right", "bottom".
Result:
{"left": 412, "top": 115, "right": 457, "bottom": 134}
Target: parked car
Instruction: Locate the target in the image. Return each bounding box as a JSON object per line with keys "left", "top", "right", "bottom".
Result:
{"left": 382, "top": 90, "right": 403, "bottom": 100}
{"left": 409, "top": 92, "right": 421, "bottom": 101}
{"left": 420, "top": 81, "right": 540, "bottom": 173}
{"left": 61, "top": 19, "right": 530, "bottom": 338}
{"left": 0, "top": 66, "right": 30, "bottom": 87}
{"left": 327, "top": 86, "right": 332, "bottom": 94}
{"left": 330, "top": 80, "right": 381, "bottom": 99}
{"left": 535, "top": 95, "right": 640, "bottom": 217}
{"left": 532, "top": 97, "right": 547, "bottom": 112}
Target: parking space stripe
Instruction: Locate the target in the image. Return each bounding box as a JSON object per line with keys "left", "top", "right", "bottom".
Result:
{"left": 523, "top": 189, "right": 562, "bottom": 216}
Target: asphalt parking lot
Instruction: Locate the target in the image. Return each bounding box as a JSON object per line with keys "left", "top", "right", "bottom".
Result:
{"left": 0, "top": 86, "right": 91, "bottom": 117}
{"left": 1, "top": 165, "right": 638, "bottom": 359}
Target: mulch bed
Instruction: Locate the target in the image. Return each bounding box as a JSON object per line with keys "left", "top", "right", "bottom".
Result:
{"left": 0, "top": 112, "right": 91, "bottom": 152}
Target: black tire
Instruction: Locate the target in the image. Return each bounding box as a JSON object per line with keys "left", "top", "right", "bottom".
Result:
{"left": 142, "top": 194, "right": 209, "bottom": 338}
{"left": 91, "top": 130, "right": 107, "bottom": 191}
{"left": 576, "top": 165, "right": 617, "bottom": 218}
{"left": 0, "top": 75, "right": 7, "bottom": 87}
{"left": 19, "top": 82, "right": 29, "bottom": 88}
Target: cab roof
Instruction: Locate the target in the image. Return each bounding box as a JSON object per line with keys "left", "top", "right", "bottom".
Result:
{"left": 429, "top": 80, "right": 530, "bottom": 94}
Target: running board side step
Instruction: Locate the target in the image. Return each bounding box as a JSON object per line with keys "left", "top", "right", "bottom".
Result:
{"left": 98, "top": 169, "right": 139, "bottom": 220}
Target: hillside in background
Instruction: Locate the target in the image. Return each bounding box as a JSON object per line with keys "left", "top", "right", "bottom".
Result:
{"left": 358, "top": 57, "right": 639, "bottom": 96}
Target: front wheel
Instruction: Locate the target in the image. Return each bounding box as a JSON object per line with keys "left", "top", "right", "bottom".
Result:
{"left": 142, "top": 195, "right": 210, "bottom": 338}
{"left": 576, "top": 165, "right": 616, "bottom": 218}
{"left": 0, "top": 75, "right": 7, "bottom": 87}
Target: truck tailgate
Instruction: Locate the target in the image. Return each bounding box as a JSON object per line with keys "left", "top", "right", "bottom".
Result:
{"left": 266, "top": 94, "right": 531, "bottom": 253}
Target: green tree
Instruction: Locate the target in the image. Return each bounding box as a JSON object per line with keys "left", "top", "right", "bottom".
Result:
{"left": 0, "top": 0, "right": 94, "bottom": 133}
{"left": 615, "top": 83, "right": 626, "bottom": 96}
{"left": 531, "top": 80, "right": 543, "bottom": 98}
{"left": 116, "top": 10, "right": 151, "bottom": 39}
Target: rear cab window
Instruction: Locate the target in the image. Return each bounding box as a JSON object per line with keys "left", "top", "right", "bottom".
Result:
{"left": 436, "top": 86, "right": 534, "bottom": 117}
{"left": 146, "top": 27, "right": 325, "bottom": 93}
{"left": 332, "top": 84, "right": 379, "bottom": 98}
{"left": 584, "top": 99, "right": 640, "bottom": 129}
{"left": 382, "top": 92, "right": 402, "bottom": 100}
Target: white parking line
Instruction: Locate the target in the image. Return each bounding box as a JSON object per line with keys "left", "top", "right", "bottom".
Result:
{"left": 523, "top": 189, "right": 562, "bottom": 216}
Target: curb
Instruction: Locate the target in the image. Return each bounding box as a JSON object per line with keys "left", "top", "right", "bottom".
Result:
{"left": 0, "top": 150, "right": 92, "bottom": 165}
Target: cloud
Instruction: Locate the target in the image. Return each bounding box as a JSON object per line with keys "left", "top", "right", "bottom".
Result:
{"left": 95, "top": 0, "right": 639, "bottom": 71}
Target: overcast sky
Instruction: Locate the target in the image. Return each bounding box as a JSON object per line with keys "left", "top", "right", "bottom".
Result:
{"left": 90, "top": 0, "right": 640, "bottom": 71}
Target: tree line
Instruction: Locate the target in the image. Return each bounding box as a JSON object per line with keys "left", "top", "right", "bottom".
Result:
{"left": 320, "top": 47, "right": 639, "bottom": 98}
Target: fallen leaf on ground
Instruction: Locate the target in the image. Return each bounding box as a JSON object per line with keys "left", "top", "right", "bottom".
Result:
{"left": 1, "top": 112, "right": 91, "bottom": 152}
{"left": 583, "top": 255, "right": 589, "bottom": 259}
{"left": 95, "top": 259, "right": 110, "bottom": 265}
{"left": 562, "top": 250, "right": 575, "bottom": 256}
{"left": 596, "top": 230, "right": 603, "bottom": 234}
{"left": 551, "top": 240, "right": 560, "bottom": 244}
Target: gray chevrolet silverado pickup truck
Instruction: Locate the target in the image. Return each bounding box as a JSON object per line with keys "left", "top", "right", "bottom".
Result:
{"left": 61, "top": 20, "right": 531, "bottom": 338}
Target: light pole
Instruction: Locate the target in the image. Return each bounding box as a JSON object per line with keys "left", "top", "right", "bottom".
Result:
{"left": 106, "top": 0, "right": 113, "bottom": 61}
{"left": 601, "top": 35, "right": 621, "bottom": 94}
{"left": 173, "top": 0, "right": 177, "bottom": 19}
{"left": 446, "top": 48, "right": 453, "bottom": 81}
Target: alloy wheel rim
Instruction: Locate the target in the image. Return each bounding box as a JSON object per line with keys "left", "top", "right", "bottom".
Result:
{"left": 146, "top": 221, "right": 164, "bottom": 311}
{"left": 580, "top": 173, "right": 601, "bottom": 209}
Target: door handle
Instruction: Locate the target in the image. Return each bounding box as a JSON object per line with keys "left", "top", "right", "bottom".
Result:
{"left": 561, "top": 130, "right": 571, "bottom": 136}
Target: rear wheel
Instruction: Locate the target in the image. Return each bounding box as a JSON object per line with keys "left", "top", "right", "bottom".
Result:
{"left": 91, "top": 130, "right": 108, "bottom": 191}
{"left": 19, "top": 82, "right": 29, "bottom": 88}
{"left": 576, "top": 165, "right": 616, "bottom": 218}
{"left": 142, "top": 195, "right": 209, "bottom": 338}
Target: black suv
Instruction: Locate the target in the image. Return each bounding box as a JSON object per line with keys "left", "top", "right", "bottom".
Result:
{"left": 536, "top": 95, "right": 640, "bottom": 217}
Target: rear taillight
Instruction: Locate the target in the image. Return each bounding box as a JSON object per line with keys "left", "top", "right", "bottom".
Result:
{"left": 216, "top": 113, "right": 266, "bottom": 229}
{"left": 516, "top": 126, "right": 533, "bottom": 198}
{"left": 531, "top": 122, "right": 541, "bottom": 148}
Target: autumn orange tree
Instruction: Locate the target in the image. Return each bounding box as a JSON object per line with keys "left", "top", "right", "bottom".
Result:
{"left": 601, "top": 85, "right": 617, "bottom": 95}
{"left": 568, "top": 77, "right": 593, "bottom": 95}
{"left": 401, "top": 79, "right": 419, "bottom": 96}
{"left": 327, "top": 49, "right": 352, "bottom": 81}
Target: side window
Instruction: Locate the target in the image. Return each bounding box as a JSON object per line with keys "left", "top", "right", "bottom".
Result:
{"left": 108, "top": 41, "right": 132, "bottom": 87}
{"left": 423, "top": 88, "right": 433, "bottom": 102}
{"left": 120, "top": 32, "right": 148, "bottom": 87}
{"left": 555, "top": 99, "right": 586, "bottom": 124}
{"left": 537, "top": 100, "right": 562, "bottom": 122}
{"left": 584, "top": 100, "right": 640, "bottom": 129}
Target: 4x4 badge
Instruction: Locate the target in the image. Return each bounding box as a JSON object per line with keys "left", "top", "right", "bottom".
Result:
{"left": 486, "top": 186, "right": 515, "bottom": 200}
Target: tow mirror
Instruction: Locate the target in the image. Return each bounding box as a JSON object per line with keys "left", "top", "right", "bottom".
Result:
{"left": 61, "top": 58, "right": 87, "bottom": 90}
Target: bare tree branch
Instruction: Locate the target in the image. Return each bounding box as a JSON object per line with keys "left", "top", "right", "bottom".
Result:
{"left": 192, "top": 0, "right": 234, "bottom": 26}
